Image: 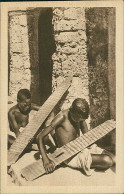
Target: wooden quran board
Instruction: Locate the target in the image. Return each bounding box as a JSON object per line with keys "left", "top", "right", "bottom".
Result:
{"left": 21, "top": 120, "right": 116, "bottom": 181}
{"left": 8, "top": 76, "right": 72, "bottom": 166}
{"left": 9, "top": 149, "right": 115, "bottom": 186}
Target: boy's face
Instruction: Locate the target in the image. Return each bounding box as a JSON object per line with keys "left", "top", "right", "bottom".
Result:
{"left": 69, "top": 110, "right": 85, "bottom": 123}
{"left": 18, "top": 97, "right": 31, "bottom": 113}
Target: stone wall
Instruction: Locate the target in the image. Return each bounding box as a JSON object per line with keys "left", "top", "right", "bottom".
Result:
{"left": 52, "top": 8, "right": 89, "bottom": 113}
{"left": 85, "top": 8, "right": 110, "bottom": 128}
{"left": 8, "top": 7, "right": 90, "bottom": 126}
{"left": 8, "top": 10, "right": 31, "bottom": 99}
{"left": 8, "top": 8, "right": 115, "bottom": 135}
{"left": 108, "top": 8, "right": 116, "bottom": 120}
{"left": 85, "top": 8, "right": 115, "bottom": 152}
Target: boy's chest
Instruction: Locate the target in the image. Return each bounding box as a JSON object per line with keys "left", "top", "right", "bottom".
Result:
{"left": 62, "top": 120, "right": 80, "bottom": 135}
{"left": 15, "top": 112, "right": 29, "bottom": 124}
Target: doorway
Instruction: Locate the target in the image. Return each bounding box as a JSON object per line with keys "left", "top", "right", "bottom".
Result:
{"left": 38, "top": 8, "right": 56, "bottom": 105}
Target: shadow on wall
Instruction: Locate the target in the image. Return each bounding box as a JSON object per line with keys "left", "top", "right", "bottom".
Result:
{"left": 27, "top": 8, "right": 56, "bottom": 105}
{"left": 86, "top": 8, "right": 110, "bottom": 128}
{"left": 38, "top": 8, "right": 56, "bottom": 105}
{"left": 85, "top": 8, "right": 116, "bottom": 154}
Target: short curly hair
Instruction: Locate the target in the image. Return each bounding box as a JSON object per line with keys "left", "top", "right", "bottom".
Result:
{"left": 70, "top": 98, "right": 89, "bottom": 119}
{"left": 17, "top": 89, "right": 31, "bottom": 101}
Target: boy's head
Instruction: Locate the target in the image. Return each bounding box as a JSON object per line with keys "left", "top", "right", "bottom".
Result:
{"left": 69, "top": 98, "right": 89, "bottom": 122}
{"left": 17, "top": 89, "right": 31, "bottom": 113}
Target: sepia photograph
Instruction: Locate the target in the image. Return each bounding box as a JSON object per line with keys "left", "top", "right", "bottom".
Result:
{"left": 0, "top": 1, "right": 124, "bottom": 193}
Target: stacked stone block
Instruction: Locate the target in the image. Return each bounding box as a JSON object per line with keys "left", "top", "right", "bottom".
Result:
{"left": 8, "top": 7, "right": 115, "bottom": 152}
{"left": 52, "top": 8, "right": 89, "bottom": 111}
{"left": 8, "top": 11, "right": 31, "bottom": 99}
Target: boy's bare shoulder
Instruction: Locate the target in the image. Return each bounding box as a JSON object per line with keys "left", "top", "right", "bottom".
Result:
{"left": 53, "top": 109, "right": 68, "bottom": 120}
{"left": 61, "top": 109, "right": 69, "bottom": 114}
{"left": 8, "top": 104, "right": 19, "bottom": 115}
{"left": 60, "top": 109, "right": 69, "bottom": 119}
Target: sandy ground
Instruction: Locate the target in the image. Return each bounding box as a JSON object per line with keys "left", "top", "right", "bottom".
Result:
{"left": 8, "top": 166, "right": 115, "bottom": 186}
{"left": 7, "top": 101, "right": 115, "bottom": 186}
{"left": 7, "top": 151, "right": 115, "bottom": 186}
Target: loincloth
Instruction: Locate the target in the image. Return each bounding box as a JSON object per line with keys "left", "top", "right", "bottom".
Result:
{"left": 64, "top": 144, "right": 104, "bottom": 176}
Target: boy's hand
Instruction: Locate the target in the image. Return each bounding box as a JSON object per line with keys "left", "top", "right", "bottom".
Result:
{"left": 43, "top": 158, "right": 55, "bottom": 174}
{"left": 15, "top": 131, "right": 20, "bottom": 137}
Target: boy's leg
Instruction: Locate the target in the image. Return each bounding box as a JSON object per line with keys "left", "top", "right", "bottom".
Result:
{"left": 64, "top": 148, "right": 94, "bottom": 176}
{"left": 8, "top": 135, "right": 16, "bottom": 149}
{"left": 102, "top": 150, "right": 116, "bottom": 164}
{"left": 91, "top": 152, "right": 115, "bottom": 170}
{"left": 64, "top": 146, "right": 115, "bottom": 175}
{"left": 43, "top": 135, "right": 56, "bottom": 152}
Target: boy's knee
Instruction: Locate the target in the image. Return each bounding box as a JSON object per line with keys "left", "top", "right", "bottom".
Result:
{"left": 102, "top": 155, "right": 113, "bottom": 168}
{"left": 36, "top": 134, "right": 40, "bottom": 143}
{"left": 36, "top": 132, "right": 43, "bottom": 144}
{"left": 43, "top": 135, "right": 51, "bottom": 145}
{"left": 44, "top": 135, "right": 49, "bottom": 141}
{"left": 8, "top": 135, "right": 16, "bottom": 144}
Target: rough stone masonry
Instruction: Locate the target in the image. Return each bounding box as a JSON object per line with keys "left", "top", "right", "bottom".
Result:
{"left": 52, "top": 8, "right": 89, "bottom": 110}
{"left": 8, "top": 7, "right": 115, "bottom": 138}
{"left": 8, "top": 10, "right": 31, "bottom": 99}
{"left": 8, "top": 7, "right": 90, "bottom": 124}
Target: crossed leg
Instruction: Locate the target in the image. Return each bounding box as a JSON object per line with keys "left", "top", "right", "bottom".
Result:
{"left": 91, "top": 150, "right": 115, "bottom": 170}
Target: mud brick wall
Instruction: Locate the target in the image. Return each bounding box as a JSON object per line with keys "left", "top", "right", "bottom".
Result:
{"left": 52, "top": 8, "right": 89, "bottom": 113}
{"left": 8, "top": 11, "right": 31, "bottom": 99}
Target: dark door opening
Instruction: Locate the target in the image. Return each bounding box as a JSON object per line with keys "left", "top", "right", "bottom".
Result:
{"left": 38, "top": 8, "right": 56, "bottom": 105}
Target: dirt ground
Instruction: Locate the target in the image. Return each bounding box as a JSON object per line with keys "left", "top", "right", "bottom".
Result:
{"left": 7, "top": 151, "right": 115, "bottom": 186}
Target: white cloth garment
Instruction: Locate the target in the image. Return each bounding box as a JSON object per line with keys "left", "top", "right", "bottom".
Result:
{"left": 64, "top": 144, "right": 104, "bottom": 176}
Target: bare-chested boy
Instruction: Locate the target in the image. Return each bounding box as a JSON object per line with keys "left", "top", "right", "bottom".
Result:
{"left": 36, "top": 98, "right": 115, "bottom": 176}
{"left": 8, "top": 89, "right": 54, "bottom": 150}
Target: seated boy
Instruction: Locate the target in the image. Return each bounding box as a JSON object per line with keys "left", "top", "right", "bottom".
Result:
{"left": 36, "top": 98, "right": 115, "bottom": 176}
{"left": 8, "top": 89, "right": 54, "bottom": 150}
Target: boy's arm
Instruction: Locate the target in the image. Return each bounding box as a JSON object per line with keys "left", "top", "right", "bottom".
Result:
{"left": 36, "top": 113, "right": 64, "bottom": 173}
{"left": 80, "top": 120, "right": 88, "bottom": 134}
{"left": 8, "top": 110, "right": 20, "bottom": 137}
{"left": 45, "top": 111, "right": 55, "bottom": 127}
{"left": 31, "top": 103, "right": 41, "bottom": 111}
